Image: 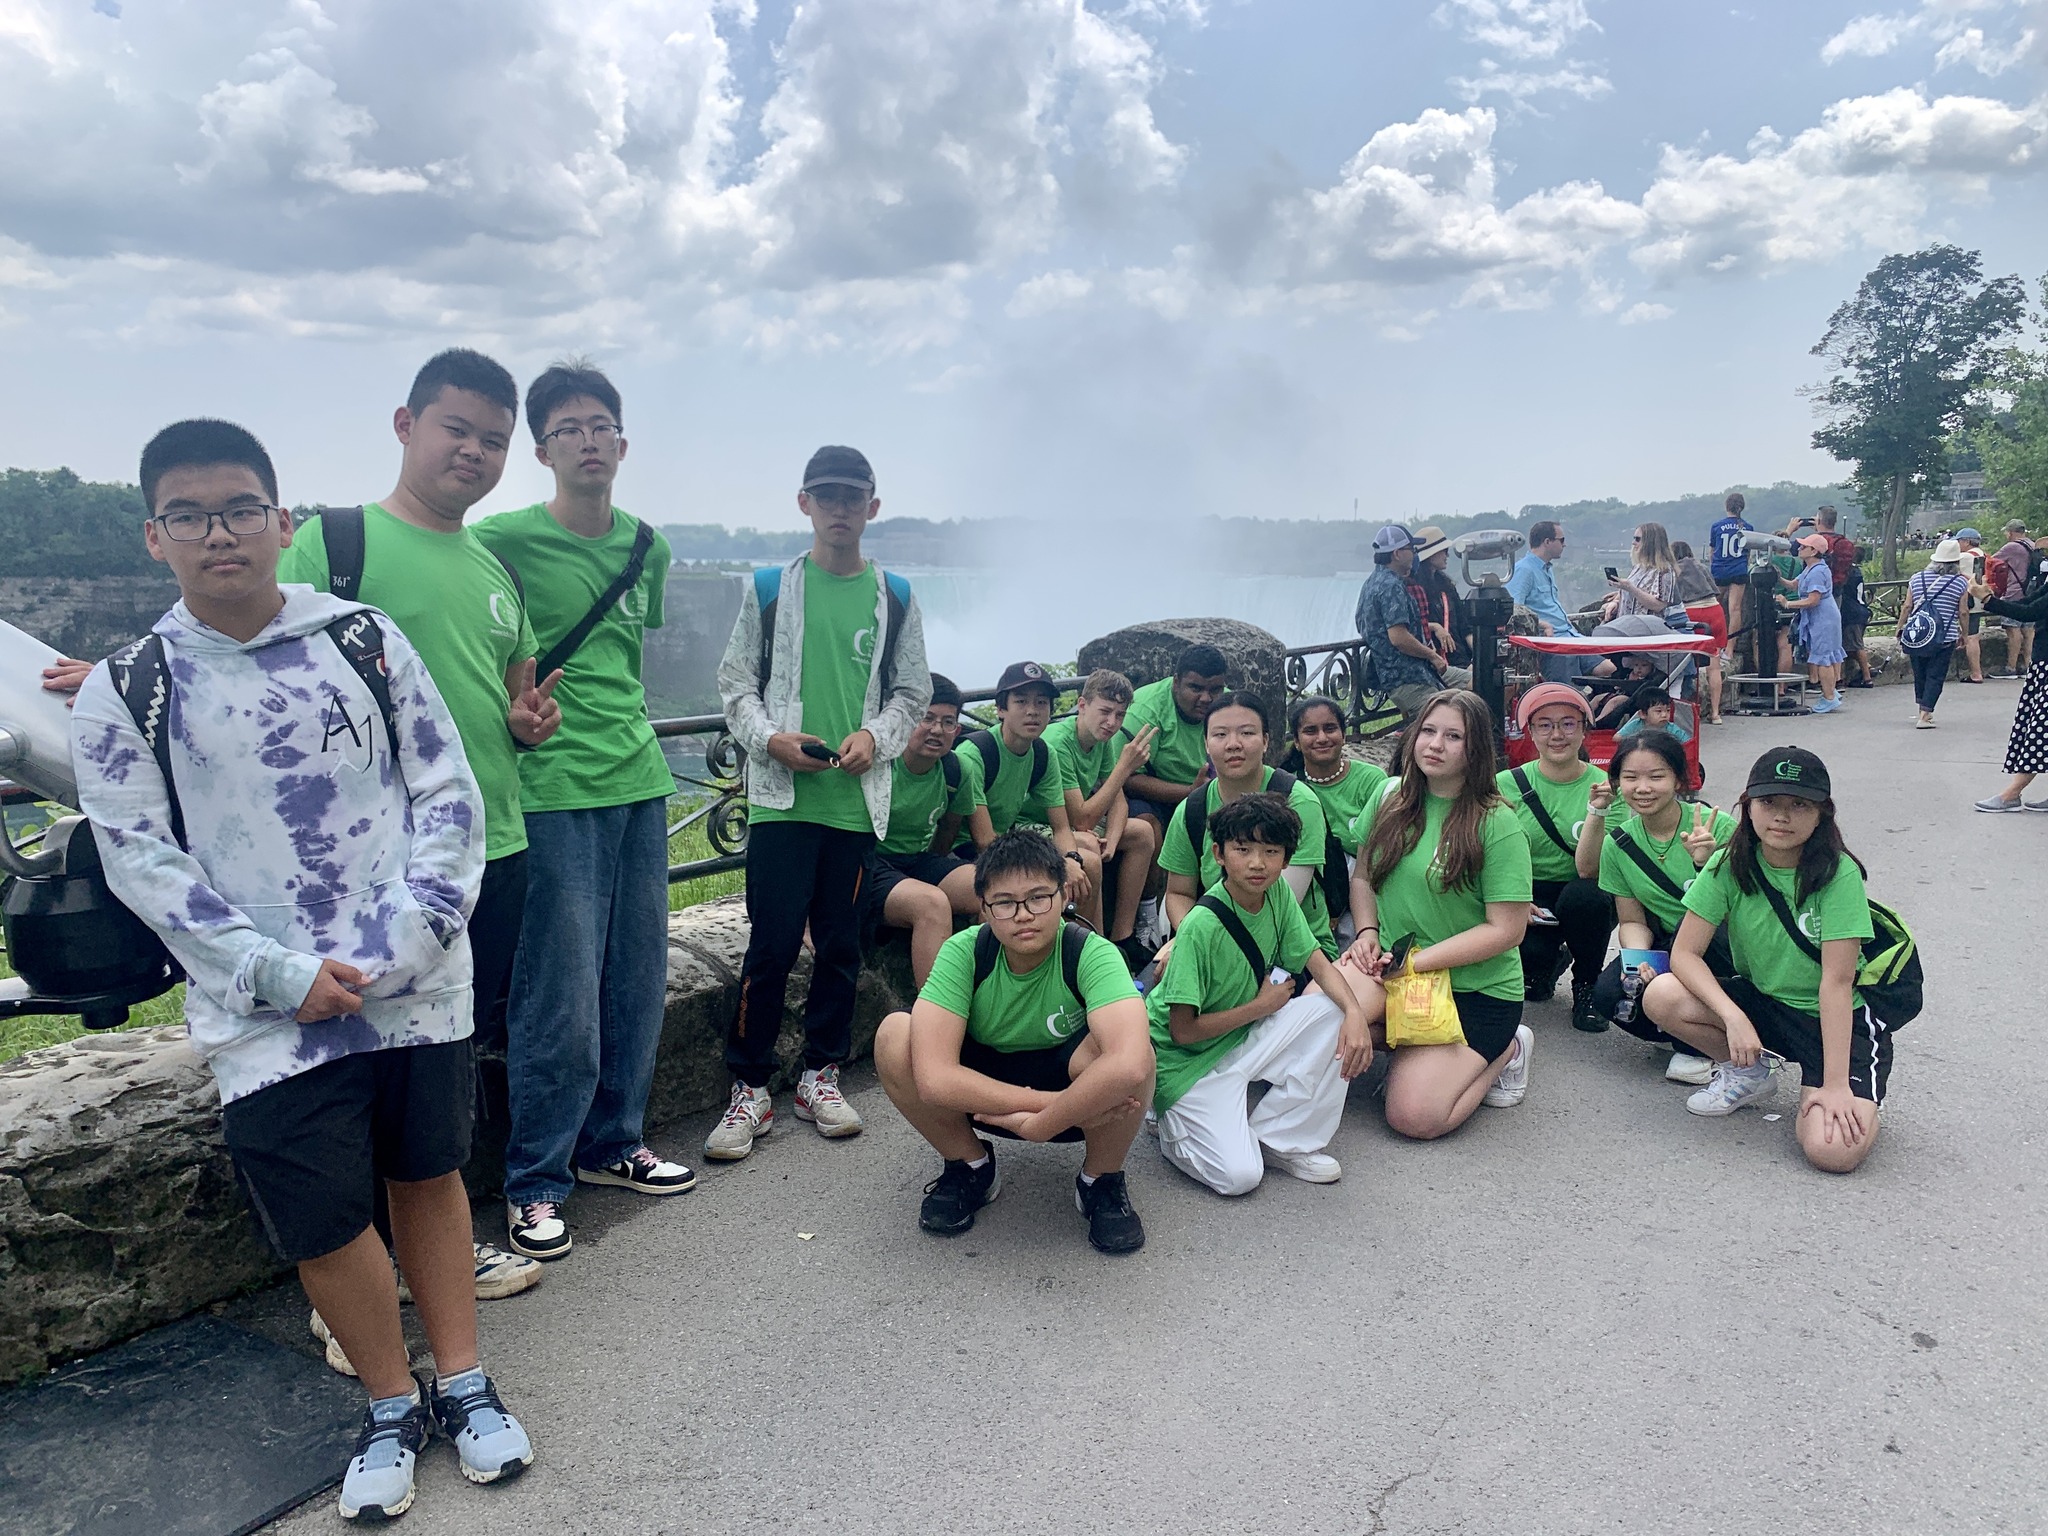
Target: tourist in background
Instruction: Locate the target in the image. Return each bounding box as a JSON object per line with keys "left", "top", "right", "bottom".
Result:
{"left": 1342, "top": 690, "right": 1535, "bottom": 1136}
{"left": 1969, "top": 557, "right": 2048, "bottom": 812}
{"left": 1815, "top": 506, "right": 1872, "bottom": 688}
{"left": 1671, "top": 539, "right": 1726, "bottom": 725}
{"left": 711, "top": 445, "right": 932, "bottom": 1160}
{"left": 1497, "top": 685, "right": 1611, "bottom": 1033}
{"left": 1607, "top": 522, "right": 1679, "bottom": 622}
{"left": 1989, "top": 520, "right": 2035, "bottom": 676}
{"left": 1357, "top": 523, "right": 1468, "bottom": 717}
{"left": 1641, "top": 748, "right": 1891, "bottom": 1174}
{"left": 1900, "top": 539, "right": 1969, "bottom": 730}
{"left": 1956, "top": 528, "right": 1988, "bottom": 684}
{"left": 1507, "top": 519, "right": 1582, "bottom": 683}
{"left": 1412, "top": 524, "right": 1471, "bottom": 668}
{"left": 1779, "top": 535, "right": 1845, "bottom": 714}
{"left": 474, "top": 361, "right": 694, "bottom": 1262}
{"left": 1709, "top": 492, "right": 1753, "bottom": 660}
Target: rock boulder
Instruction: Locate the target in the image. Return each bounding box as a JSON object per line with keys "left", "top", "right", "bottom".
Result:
{"left": 1078, "top": 618, "right": 1287, "bottom": 762}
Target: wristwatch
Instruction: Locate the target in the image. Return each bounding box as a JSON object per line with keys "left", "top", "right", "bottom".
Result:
{"left": 1064, "top": 851, "right": 1084, "bottom": 864}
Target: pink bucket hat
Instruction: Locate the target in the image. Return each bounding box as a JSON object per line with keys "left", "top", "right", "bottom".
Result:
{"left": 1515, "top": 682, "right": 1593, "bottom": 732}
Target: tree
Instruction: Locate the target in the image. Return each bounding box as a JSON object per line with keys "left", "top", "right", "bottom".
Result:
{"left": 1976, "top": 274, "right": 2048, "bottom": 533}
{"left": 0, "top": 468, "right": 157, "bottom": 578}
{"left": 1807, "top": 245, "right": 2026, "bottom": 576}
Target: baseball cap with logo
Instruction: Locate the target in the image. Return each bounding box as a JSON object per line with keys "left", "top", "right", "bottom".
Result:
{"left": 1371, "top": 523, "right": 1421, "bottom": 557}
{"left": 1743, "top": 746, "right": 1831, "bottom": 804}
{"left": 995, "top": 660, "right": 1058, "bottom": 706}
{"left": 802, "top": 445, "right": 875, "bottom": 493}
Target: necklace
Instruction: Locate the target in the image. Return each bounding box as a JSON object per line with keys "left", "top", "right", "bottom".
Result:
{"left": 1304, "top": 763, "right": 1348, "bottom": 785}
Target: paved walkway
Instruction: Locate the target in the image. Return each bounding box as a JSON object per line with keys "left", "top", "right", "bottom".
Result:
{"left": 272, "top": 683, "right": 2045, "bottom": 1536}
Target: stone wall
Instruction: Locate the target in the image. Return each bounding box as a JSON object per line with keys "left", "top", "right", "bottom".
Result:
{"left": 0, "top": 574, "right": 181, "bottom": 662}
{"left": 0, "top": 895, "right": 916, "bottom": 1383}
{"left": 1079, "top": 617, "right": 1286, "bottom": 761}
{"left": 643, "top": 568, "right": 743, "bottom": 719}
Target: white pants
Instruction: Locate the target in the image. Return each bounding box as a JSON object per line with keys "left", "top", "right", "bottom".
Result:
{"left": 1159, "top": 993, "right": 1346, "bottom": 1196}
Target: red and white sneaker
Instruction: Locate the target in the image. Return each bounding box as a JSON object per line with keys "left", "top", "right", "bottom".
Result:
{"left": 794, "top": 1065, "right": 865, "bottom": 1138}
{"left": 704, "top": 1080, "right": 775, "bottom": 1161}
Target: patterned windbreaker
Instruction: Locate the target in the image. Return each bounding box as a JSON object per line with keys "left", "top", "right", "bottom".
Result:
{"left": 69, "top": 586, "right": 484, "bottom": 1104}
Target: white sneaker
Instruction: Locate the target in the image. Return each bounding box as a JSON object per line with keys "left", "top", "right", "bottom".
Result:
{"left": 506, "top": 1199, "right": 572, "bottom": 1261}
{"left": 1260, "top": 1144, "right": 1342, "bottom": 1183}
{"left": 1664, "top": 1051, "right": 1717, "bottom": 1086}
{"left": 396, "top": 1243, "right": 543, "bottom": 1304}
{"left": 1483, "top": 1024, "right": 1534, "bottom": 1108}
{"left": 309, "top": 1308, "right": 358, "bottom": 1378}
{"left": 1137, "top": 896, "right": 1163, "bottom": 948}
{"left": 1685, "top": 1059, "right": 1774, "bottom": 1116}
{"left": 705, "top": 1080, "right": 775, "bottom": 1160}
{"left": 794, "top": 1065, "right": 865, "bottom": 1137}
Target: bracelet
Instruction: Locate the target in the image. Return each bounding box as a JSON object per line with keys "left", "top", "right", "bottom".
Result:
{"left": 1063, "top": 851, "right": 1084, "bottom": 864}
{"left": 1360, "top": 925, "right": 1378, "bottom": 933}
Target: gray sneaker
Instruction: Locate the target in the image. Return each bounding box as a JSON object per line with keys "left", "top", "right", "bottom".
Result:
{"left": 704, "top": 1080, "right": 774, "bottom": 1160}
{"left": 1686, "top": 1059, "right": 1774, "bottom": 1116}
{"left": 2025, "top": 797, "right": 2048, "bottom": 812}
{"left": 337, "top": 1385, "right": 430, "bottom": 1521}
{"left": 1975, "top": 795, "right": 2027, "bottom": 813}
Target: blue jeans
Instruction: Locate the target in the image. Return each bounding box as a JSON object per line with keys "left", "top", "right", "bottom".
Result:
{"left": 503, "top": 796, "right": 671, "bottom": 1205}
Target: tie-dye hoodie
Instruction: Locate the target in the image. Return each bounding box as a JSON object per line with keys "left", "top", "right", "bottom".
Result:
{"left": 69, "top": 586, "right": 484, "bottom": 1105}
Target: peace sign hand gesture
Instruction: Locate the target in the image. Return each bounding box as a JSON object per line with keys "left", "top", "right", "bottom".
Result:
{"left": 508, "top": 659, "right": 564, "bottom": 746}
{"left": 1681, "top": 805, "right": 1720, "bottom": 868}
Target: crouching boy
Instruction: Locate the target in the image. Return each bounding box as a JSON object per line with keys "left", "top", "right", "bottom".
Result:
{"left": 1150, "top": 795, "right": 1373, "bottom": 1195}
{"left": 873, "top": 830, "right": 1155, "bottom": 1254}
{"left": 68, "top": 420, "right": 531, "bottom": 1522}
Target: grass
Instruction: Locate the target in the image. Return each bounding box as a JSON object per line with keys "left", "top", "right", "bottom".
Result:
{"left": 667, "top": 798, "right": 745, "bottom": 911}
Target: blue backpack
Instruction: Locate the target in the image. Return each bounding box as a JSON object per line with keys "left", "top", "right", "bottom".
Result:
{"left": 752, "top": 564, "right": 912, "bottom": 688}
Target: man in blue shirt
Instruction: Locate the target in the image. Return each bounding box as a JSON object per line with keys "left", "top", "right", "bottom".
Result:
{"left": 1708, "top": 491, "right": 1752, "bottom": 654}
{"left": 1506, "top": 519, "right": 1581, "bottom": 682}
{"left": 1355, "top": 523, "right": 1462, "bottom": 716}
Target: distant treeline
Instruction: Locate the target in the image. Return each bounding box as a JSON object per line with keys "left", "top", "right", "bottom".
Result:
{"left": 1, "top": 469, "right": 155, "bottom": 577}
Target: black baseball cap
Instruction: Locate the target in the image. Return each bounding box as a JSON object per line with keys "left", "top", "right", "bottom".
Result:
{"left": 995, "top": 660, "right": 1057, "bottom": 704}
{"left": 802, "top": 445, "right": 874, "bottom": 492}
{"left": 1744, "top": 746, "right": 1831, "bottom": 803}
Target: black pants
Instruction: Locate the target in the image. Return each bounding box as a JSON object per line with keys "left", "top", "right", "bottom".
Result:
{"left": 470, "top": 851, "right": 530, "bottom": 1051}
{"left": 729, "top": 819, "right": 876, "bottom": 1086}
{"left": 1588, "top": 921, "right": 1733, "bottom": 1045}
{"left": 1909, "top": 643, "right": 1955, "bottom": 713}
{"left": 1520, "top": 877, "right": 1613, "bottom": 993}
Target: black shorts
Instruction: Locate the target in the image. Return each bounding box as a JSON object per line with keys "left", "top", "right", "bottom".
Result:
{"left": 1591, "top": 924, "right": 1734, "bottom": 1041}
{"left": 1124, "top": 793, "right": 1175, "bottom": 827}
{"left": 959, "top": 1032, "right": 1086, "bottom": 1143}
{"left": 1452, "top": 991, "right": 1523, "bottom": 1061}
{"left": 862, "top": 850, "right": 971, "bottom": 941}
{"left": 1720, "top": 977, "right": 1892, "bottom": 1105}
{"left": 1967, "top": 610, "right": 1982, "bottom": 637}
{"left": 220, "top": 1039, "right": 475, "bottom": 1263}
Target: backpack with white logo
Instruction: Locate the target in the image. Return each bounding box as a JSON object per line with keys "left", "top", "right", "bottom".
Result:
{"left": 1897, "top": 606, "right": 1941, "bottom": 655}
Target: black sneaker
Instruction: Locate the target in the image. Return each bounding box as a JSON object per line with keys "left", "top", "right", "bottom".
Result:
{"left": 1571, "top": 980, "right": 1608, "bottom": 1033}
{"left": 919, "top": 1142, "right": 1000, "bottom": 1235}
{"left": 1113, "top": 935, "right": 1158, "bottom": 975}
{"left": 1524, "top": 951, "right": 1562, "bottom": 1003}
{"left": 1075, "top": 1171, "right": 1145, "bottom": 1254}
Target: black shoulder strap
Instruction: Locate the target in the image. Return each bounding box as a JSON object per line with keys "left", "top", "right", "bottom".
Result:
{"left": 535, "top": 519, "right": 655, "bottom": 680}
{"left": 1608, "top": 825, "right": 1689, "bottom": 903}
{"left": 972, "top": 924, "right": 1002, "bottom": 990}
{"left": 1197, "top": 893, "right": 1270, "bottom": 989}
{"left": 1184, "top": 785, "right": 1210, "bottom": 860}
{"left": 1758, "top": 876, "right": 1825, "bottom": 966}
{"left": 320, "top": 505, "right": 366, "bottom": 601}
{"left": 108, "top": 633, "right": 185, "bottom": 850}
{"left": 941, "top": 752, "right": 961, "bottom": 794}
{"left": 1510, "top": 766, "right": 1577, "bottom": 857}
{"left": 324, "top": 612, "right": 401, "bottom": 761}
{"left": 1060, "top": 922, "right": 1089, "bottom": 1012}
{"left": 967, "top": 729, "right": 1002, "bottom": 792}
{"left": 1029, "top": 737, "right": 1049, "bottom": 792}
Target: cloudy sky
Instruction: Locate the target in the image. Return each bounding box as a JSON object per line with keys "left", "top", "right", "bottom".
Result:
{"left": 3, "top": 0, "right": 2044, "bottom": 532}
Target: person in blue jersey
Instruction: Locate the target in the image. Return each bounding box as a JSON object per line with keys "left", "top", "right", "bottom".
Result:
{"left": 1709, "top": 491, "right": 1753, "bottom": 660}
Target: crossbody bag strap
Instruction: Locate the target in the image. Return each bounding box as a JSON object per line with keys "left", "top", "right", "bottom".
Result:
{"left": 1609, "top": 825, "right": 1689, "bottom": 903}
{"left": 535, "top": 520, "right": 656, "bottom": 680}
{"left": 1196, "top": 893, "right": 1271, "bottom": 990}
{"left": 1757, "top": 877, "right": 1824, "bottom": 966}
{"left": 1510, "top": 766, "right": 1577, "bottom": 857}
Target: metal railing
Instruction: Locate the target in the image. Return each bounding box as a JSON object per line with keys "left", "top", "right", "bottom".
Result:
{"left": 1282, "top": 640, "right": 1403, "bottom": 740}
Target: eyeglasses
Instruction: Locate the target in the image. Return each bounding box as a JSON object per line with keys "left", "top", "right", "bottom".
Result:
{"left": 805, "top": 485, "right": 871, "bottom": 510}
{"left": 1528, "top": 717, "right": 1585, "bottom": 736}
{"left": 1631, "top": 533, "right": 1642, "bottom": 543}
{"left": 984, "top": 890, "right": 1059, "bottom": 921}
{"left": 154, "top": 504, "right": 278, "bottom": 541}
{"left": 542, "top": 423, "right": 620, "bottom": 448}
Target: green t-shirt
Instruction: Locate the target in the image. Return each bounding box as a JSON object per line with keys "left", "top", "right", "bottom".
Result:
{"left": 751, "top": 560, "right": 876, "bottom": 833}
{"left": 920, "top": 921, "right": 1138, "bottom": 1053}
{"left": 1044, "top": 716, "right": 1119, "bottom": 805}
{"left": 879, "top": 755, "right": 978, "bottom": 856}
{"left": 1597, "top": 804, "right": 1737, "bottom": 935}
{"left": 1159, "top": 770, "right": 1336, "bottom": 956}
{"left": 1147, "top": 880, "right": 1318, "bottom": 1112}
{"left": 1307, "top": 761, "right": 1389, "bottom": 855}
{"left": 278, "top": 502, "right": 536, "bottom": 859}
{"left": 1682, "top": 850, "right": 1873, "bottom": 1014}
{"left": 1495, "top": 762, "right": 1598, "bottom": 884}
{"left": 1119, "top": 676, "right": 1209, "bottom": 788}
{"left": 1351, "top": 786, "right": 1533, "bottom": 1001}
{"left": 471, "top": 505, "right": 672, "bottom": 814}
{"left": 955, "top": 731, "right": 1068, "bottom": 834}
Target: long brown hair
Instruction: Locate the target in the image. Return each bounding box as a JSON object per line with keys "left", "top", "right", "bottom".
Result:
{"left": 1362, "top": 690, "right": 1503, "bottom": 894}
{"left": 1634, "top": 521, "right": 1675, "bottom": 572}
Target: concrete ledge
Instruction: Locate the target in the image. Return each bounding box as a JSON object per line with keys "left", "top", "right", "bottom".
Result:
{"left": 0, "top": 895, "right": 916, "bottom": 1382}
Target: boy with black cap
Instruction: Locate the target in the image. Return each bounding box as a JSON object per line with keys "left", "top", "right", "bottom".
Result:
{"left": 711, "top": 446, "right": 933, "bottom": 1162}
{"left": 957, "top": 660, "right": 1095, "bottom": 908}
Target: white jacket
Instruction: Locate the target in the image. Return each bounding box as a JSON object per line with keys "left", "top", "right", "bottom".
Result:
{"left": 70, "top": 587, "right": 484, "bottom": 1104}
{"left": 716, "top": 557, "right": 932, "bottom": 838}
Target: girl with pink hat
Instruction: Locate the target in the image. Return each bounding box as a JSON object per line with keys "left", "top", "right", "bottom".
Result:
{"left": 1778, "top": 535, "right": 1846, "bottom": 713}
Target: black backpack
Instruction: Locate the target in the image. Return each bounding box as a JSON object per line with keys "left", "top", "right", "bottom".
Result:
{"left": 970, "top": 922, "right": 1089, "bottom": 1014}
{"left": 965, "top": 729, "right": 1050, "bottom": 800}
{"left": 318, "top": 503, "right": 527, "bottom": 607}
{"left": 106, "top": 612, "right": 400, "bottom": 852}
{"left": 1183, "top": 771, "right": 1350, "bottom": 926}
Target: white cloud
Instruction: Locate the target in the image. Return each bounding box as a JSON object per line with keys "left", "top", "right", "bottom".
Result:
{"left": 1451, "top": 61, "right": 1613, "bottom": 104}
{"left": 1434, "top": 0, "right": 1599, "bottom": 60}
{"left": 1821, "top": 13, "right": 1914, "bottom": 63}
{"left": 1820, "top": 0, "right": 2044, "bottom": 73}
{"left": 1619, "top": 301, "right": 1673, "bottom": 323}
{"left": 1008, "top": 269, "right": 1095, "bottom": 317}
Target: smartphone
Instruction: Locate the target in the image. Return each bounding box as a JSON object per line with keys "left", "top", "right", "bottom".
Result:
{"left": 1604, "top": 566, "right": 1620, "bottom": 582}
{"left": 800, "top": 741, "right": 841, "bottom": 764}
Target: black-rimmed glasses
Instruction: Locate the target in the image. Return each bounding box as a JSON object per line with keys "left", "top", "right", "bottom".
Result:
{"left": 984, "top": 890, "right": 1059, "bottom": 921}
{"left": 154, "top": 505, "right": 278, "bottom": 541}
{"left": 542, "top": 423, "right": 620, "bottom": 448}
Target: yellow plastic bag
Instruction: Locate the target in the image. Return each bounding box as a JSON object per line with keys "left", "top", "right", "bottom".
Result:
{"left": 1382, "top": 960, "right": 1465, "bottom": 1049}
